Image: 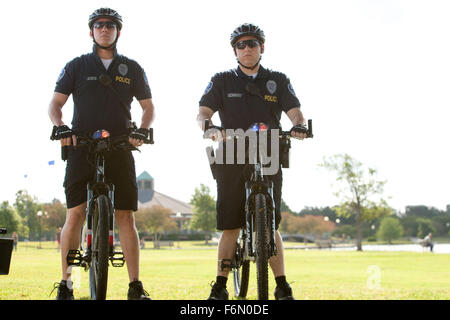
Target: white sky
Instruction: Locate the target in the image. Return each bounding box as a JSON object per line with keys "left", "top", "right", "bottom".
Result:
{"left": 0, "top": 0, "right": 449, "bottom": 213}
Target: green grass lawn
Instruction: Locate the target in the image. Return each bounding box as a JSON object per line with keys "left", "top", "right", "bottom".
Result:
{"left": 1, "top": 241, "right": 449, "bottom": 300}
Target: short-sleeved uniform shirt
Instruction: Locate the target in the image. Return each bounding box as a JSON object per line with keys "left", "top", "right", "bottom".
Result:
{"left": 55, "top": 47, "right": 152, "bottom": 210}
{"left": 199, "top": 65, "right": 301, "bottom": 230}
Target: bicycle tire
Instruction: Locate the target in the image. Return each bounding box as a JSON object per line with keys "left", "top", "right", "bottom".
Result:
{"left": 255, "top": 193, "right": 269, "bottom": 300}
{"left": 233, "top": 237, "right": 250, "bottom": 298}
{"left": 89, "top": 195, "right": 111, "bottom": 300}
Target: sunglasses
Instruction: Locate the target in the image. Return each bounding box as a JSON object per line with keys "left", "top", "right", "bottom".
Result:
{"left": 93, "top": 21, "right": 117, "bottom": 30}
{"left": 235, "top": 39, "right": 260, "bottom": 50}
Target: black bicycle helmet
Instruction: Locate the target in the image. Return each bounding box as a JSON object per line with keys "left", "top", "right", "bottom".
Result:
{"left": 230, "top": 23, "right": 265, "bottom": 47}
{"left": 88, "top": 8, "right": 123, "bottom": 30}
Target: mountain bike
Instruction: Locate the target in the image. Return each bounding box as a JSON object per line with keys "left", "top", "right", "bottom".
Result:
{"left": 204, "top": 119, "right": 313, "bottom": 300}
{"left": 51, "top": 127, "right": 153, "bottom": 300}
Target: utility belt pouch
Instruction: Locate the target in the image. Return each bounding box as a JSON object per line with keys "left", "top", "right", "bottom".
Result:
{"left": 279, "top": 137, "right": 291, "bottom": 168}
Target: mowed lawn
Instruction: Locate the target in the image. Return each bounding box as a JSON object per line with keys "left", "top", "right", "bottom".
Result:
{"left": 1, "top": 242, "right": 449, "bottom": 300}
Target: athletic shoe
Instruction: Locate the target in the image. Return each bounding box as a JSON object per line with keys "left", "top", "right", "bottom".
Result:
{"left": 127, "top": 280, "right": 151, "bottom": 300}
{"left": 274, "top": 283, "right": 295, "bottom": 300}
{"left": 51, "top": 280, "right": 74, "bottom": 300}
{"left": 207, "top": 281, "right": 229, "bottom": 300}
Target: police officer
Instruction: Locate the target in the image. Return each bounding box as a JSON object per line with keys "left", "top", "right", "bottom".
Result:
{"left": 197, "top": 23, "right": 308, "bottom": 300}
{"left": 48, "top": 8, "right": 154, "bottom": 300}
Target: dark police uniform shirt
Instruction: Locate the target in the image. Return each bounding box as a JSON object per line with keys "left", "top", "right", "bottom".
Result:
{"left": 199, "top": 65, "right": 301, "bottom": 130}
{"left": 55, "top": 47, "right": 152, "bottom": 136}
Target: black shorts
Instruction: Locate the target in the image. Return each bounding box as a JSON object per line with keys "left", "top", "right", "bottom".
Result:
{"left": 63, "top": 146, "right": 138, "bottom": 211}
{"left": 215, "top": 164, "right": 282, "bottom": 231}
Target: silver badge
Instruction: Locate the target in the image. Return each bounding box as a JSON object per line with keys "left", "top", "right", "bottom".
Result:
{"left": 266, "top": 80, "right": 277, "bottom": 94}
{"left": 118, "top": 63, "right": 128, "bottom": 76}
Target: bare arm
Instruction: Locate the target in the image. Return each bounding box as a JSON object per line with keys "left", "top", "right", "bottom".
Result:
{"left": 48, "top": 92, "right": 75, "bottom": 146}
{"left": 48, "top": 92, "right": 70, "bottom": 127}
{"left": 286, "top": 107, "right": 305, "bottom": 126}
{"left": 129, "top": 98, "right": 155, "bottom": 146}
{"left": 137, "top": 98, "right": 155, "bottom": 129}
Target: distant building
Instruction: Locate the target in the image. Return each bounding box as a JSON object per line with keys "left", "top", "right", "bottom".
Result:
{"left": 137, "top": 171, "right": 193, "bottom": 230}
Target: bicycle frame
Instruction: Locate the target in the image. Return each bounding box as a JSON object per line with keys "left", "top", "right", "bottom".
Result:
{"left": 243, "top": 132, "right": 277, "bottom": 262}
{"left": 84, "top": 146, "right": 117, "bottom": 266}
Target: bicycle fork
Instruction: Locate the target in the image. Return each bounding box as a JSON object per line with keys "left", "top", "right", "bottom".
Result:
{"left": 244, "top": 181, "right": 277, "bottom": 260}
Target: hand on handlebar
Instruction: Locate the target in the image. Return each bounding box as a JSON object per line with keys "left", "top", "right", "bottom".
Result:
{"left": 290, "top": 124, "right": 308, "bottom": 140}
{"left": 129, "top": 128, "right": 149, "bottom": 147}
{"left": 203, "top": 119, "right": 225, "bottom": 142}
{"left": 51, "top": 125, "right": 78, "bottom": 147}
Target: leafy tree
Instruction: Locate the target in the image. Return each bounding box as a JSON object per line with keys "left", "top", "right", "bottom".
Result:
{"left": 416, "top": 218, "right": 435, "bottom": 239}
{"left": 320, "top": 154, "right": 393, "bottom": 251}
{"left": 279, "top": 211, "right": 302, "bottom": 234}
{"left": 280, "top": 199, "right": 295, "bottom": 215}
{"left": 279, "top": 211, "right": 335, "bottom": 238}
{"left": 135, "top": 205, "right": 177, "bottom": 249}
{"left": 41, "top": 199, "right": 67, "bottom": 239}
{"left": 0, "top": 201, "right": 22, "bottom": 234}
{"left": 405, "top": 205, "right": 442, "bottom": 218}
{"left": 377, "top": 217, "right": 403, "bottom": 244}
{"left": 189, "top": 184, "right": 216, "bottom": 243}
{"left": 14, "top": 190, "right": 42, "bottom": 240}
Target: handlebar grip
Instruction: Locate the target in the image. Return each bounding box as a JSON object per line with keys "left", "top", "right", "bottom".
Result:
{"left": 62, "top": 146, "right": 68, "bottom": 161}
{"left": 307, "top": 119, "right": 313, "bottom": 138}
{"left": 147, "top": 128, "right": 154, "bottom": 144}
{"left": 204, "top": 119, "right": 211, "bottom": 132}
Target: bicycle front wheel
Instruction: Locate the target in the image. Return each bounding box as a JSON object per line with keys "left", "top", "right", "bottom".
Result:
{"left": 89, "top": 195, "right": 111, "bottom": 300}
{"left": 233, "top": 236, "right": 250, "bottom": 298}
{"left": 255, "top": 193, "right": 269, "bottom": 300}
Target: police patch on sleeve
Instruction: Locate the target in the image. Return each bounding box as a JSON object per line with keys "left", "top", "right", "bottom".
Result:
{"left": 203, "top": 81, "right": 213, "bottom": 96}
{"left": 143, "top": 71, "right": 149, "bottom": 86}
{"left": 288, "top": 82, "right": 296, "bottom": 97}
{"left": 57, "top": 68, "right": 65, "bottom": 82}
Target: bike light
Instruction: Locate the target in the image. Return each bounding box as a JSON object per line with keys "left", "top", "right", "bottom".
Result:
{"left": 93, "top": 130, "right": 110, "bottom": 140}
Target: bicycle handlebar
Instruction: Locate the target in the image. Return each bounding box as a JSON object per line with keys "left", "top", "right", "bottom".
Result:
{"left": 203, "top": 119, "right": 314, "bottom": 139}
{"left": 51, "top": 128, "right": 154, "bottom": 161}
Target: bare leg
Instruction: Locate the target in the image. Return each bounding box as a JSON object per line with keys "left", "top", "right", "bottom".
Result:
{"left": 217, "top": 228, "right": 241, "bottom": 277}
{"left": 60, "top": 202, "right": 87, "bottom": 280}
{"left": 115, "top": 210, "right": 140, "bottom": 282}
{"left": 269, "top": 230, "right": 285, "bottom": 277}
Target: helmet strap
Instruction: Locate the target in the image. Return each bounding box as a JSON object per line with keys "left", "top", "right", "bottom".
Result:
{"left": 92, "top": 29, "right": 119, "bottom": 50}
{"left": 237, "top": 56, "right": 262, "bottom": 70}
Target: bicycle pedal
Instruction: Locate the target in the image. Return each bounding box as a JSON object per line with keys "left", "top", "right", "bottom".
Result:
{"left": 110, "top": 251, "right": 125, "bottom": 267}
{"left": 67, "top": 249, "right": 83, "bottom": 267}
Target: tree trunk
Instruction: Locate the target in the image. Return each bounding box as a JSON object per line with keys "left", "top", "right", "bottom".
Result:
{"left": 356, "top": 208, "right": 363, "bottom": 251}
{"left": 153, "top": 232, "right": 160, "bottom": 249}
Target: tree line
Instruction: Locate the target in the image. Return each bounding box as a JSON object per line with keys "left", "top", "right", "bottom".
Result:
{"left": 2, "top": 153, "right": 449, "bottom": 252}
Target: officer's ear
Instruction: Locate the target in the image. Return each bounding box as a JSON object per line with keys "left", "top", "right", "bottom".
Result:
{"left": 89, "top": 29, "right": 93, "bottom": 39}
{"left": 260, "top": 43, "right": 264, "bottom": 54}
